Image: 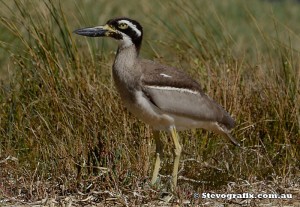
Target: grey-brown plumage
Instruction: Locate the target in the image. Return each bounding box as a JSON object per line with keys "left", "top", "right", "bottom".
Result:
{"left": 140, "top": 59, "right": 235, "bottom": 129}
{"left": 74, "top": 17, "right": 239, "bottom": 191}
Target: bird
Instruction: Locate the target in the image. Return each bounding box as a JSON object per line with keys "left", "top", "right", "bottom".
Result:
{"left": 74, "top": 17, "right": 239, "bottom": 190}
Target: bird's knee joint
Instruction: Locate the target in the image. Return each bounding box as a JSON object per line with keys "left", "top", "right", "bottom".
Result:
{"left": 155, "top": 152, "right": 160, "bottom": 158}
{"left": 174, "top": 145, "right": 182, "bottom": 156}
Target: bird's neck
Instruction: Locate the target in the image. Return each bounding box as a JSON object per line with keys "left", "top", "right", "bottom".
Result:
{"left": 113, "top": 44, "right": 140, "bottom": 88}
{"left": 113, "top": 44, "right": 140, "bottom": 101}
{"left": 117, "top": 36, "right": 142, "bottom": 55}
{"left": 115, "top": 44, "right": 139, "bottom": 69}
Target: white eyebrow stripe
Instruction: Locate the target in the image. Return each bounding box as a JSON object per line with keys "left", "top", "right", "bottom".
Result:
{"left": 118, "top": 20, "right": 142, "bottom": 37}
{"left": 160, "top": 73, "right": 172, "bottom": 78}
{"left": 145, "top": 85, "right": 199, "bottom": 95}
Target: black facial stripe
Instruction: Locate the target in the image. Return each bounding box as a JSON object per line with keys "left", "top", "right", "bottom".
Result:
{"left": 106, "top": 17, "right": 143, "bottom": 50}
{"left": 109, "top": 32, "right": 122, "bottom": 40}
{"left": 121, "top": 27, "right": 140, "bottom": 40}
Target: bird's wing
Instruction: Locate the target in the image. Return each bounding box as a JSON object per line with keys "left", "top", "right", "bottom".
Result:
{"left": 139, "top": 59, "right": 235, "bottom": 129}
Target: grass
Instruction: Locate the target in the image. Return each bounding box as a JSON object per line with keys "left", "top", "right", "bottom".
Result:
{"left": 0, "top": 0, "right": 299, "bottom": 206}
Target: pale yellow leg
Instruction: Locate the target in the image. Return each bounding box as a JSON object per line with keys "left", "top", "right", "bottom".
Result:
{"left": 170, "top": 126, "right": 182, "bottom": 190}
{"left": 151, "top": 131, "right": 164, "bottom": 185}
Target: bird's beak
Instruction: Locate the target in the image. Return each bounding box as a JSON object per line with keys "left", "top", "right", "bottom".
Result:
{"left": 73, "top": 24, "right": 116, "bottom": 37}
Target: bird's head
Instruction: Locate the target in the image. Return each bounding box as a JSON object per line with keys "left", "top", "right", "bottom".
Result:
{"left": 74, "top": 17, "right": 143, "bottom": 51}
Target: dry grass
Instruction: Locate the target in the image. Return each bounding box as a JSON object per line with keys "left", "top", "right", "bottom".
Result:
{"left": 0, "top": 0, "right": 299, "bottom": 206}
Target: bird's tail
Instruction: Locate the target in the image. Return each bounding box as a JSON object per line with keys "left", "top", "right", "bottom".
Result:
{"left": 225, "top": 132, "right": 240, "bottom": 147}
{"left": 216, "top": 122, "right": 240, "bottom": 147}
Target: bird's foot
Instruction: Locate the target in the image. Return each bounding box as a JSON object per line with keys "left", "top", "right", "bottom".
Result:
{"left": 159, "top": 191, "right": 174, "bottom": 203}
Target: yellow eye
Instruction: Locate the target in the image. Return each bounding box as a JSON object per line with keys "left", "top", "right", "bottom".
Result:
{"left": 118, "top": 23, "right": 128, "bottom": 30}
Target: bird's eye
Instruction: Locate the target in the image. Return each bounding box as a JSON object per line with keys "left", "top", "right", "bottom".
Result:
{"left": 118, "top": 23, "right": 128, "bottom": 30}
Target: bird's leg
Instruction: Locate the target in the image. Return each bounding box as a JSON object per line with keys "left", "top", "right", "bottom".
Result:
{"left": 151, "top": 131, "right": 164, "bottom": 185}
{"left": 170, "top": 126, "right": 182, "bottom": 190}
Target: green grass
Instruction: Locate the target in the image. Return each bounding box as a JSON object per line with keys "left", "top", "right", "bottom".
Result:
{"left": 0, "top": 0, "right": 299, "bottom": 205}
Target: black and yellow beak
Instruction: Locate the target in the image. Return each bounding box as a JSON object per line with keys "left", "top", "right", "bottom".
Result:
{"left": 73, "top": 24, "right": 122, "bottom": 39}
